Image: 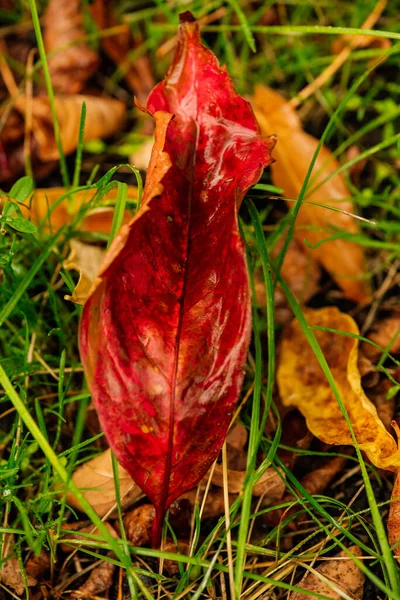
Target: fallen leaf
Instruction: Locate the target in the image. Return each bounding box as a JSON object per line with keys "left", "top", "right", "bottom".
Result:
{"left": 124, "top": 504, "right": 155, "bottom": 546}
{"left": 367, "top": 378, "right": 396, "bottom": 433}
{"left": 264, "top": 453, "right": 349, "bottom": 529}
{"left": 16, "top": 95, "right": 126, "bottom": 161}
{"left": 25, "top": 549, "right": 50, "bottom": 581}
{"left": 59, "top": 520, "right": 118, "bottom": 553}
{"left": 90, "top": 0, "right": 155, "bottom": 104}
{"left": 31, "top": 185, "right": 137, "bottom": 232}
{"left": 277, "top": 307, "right": 400, "bottom": 470}
{"left": 0, "top": 535, "right": 36, "bottom": 595}
{"left": 297, "top": 454, "right": 350, "bottom": 497}
{"left": 179, "top": 487, "right": 236, "bottom": 520}
{"left": 211, "top": 463, "right": 285, "bottom": 500}
{"left": 71, "top": 558, "right": 115, "bottom": 598}
{"left": 388, "top": 467, "right": 400, "bottom": 561}
{"left": 64, "top": 240, "right": 106, "bottom": 305}
{"left": 291, "top": 546, "right": 364, "bottom": 600}
{"left": 1, "top": 95, "right": 126, "bottom": 182}
{"left": 357, "top": 352, "right": 379, "bottom": 389}
{"left": 66, "top": 448, "right": 142, "bottom": 517}
{"left": 255, "top": 237, "right": 321, "bottom": 325}
{"left": 252, "top": 86, "right": 371, "bottom": 304}
{"left": 43, "top": 0, "right": 99, "bottom": 94}
{"left": 361, "top": 314, "right": 400, "bottom": 361}
{"left": 163, "top": 540, "right": 190, "bottom": 576}
{"left": 79, "top": 13, "right": 272, "bottom": 546}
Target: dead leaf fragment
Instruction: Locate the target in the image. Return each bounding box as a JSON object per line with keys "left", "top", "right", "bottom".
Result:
{"left": 211, "top": 464, "right": 285, "bottom": 501}
{"left": 90, "top": 0, "right": 155, "bottom": 103}
{"left": 362, "top": 314, "right": 400, "bottom": 361}
{"left": 64, "top": 240, "right": 106, "bottom": 305}
{"left": 388, "top": 470, "right": 400, "bottom": 561}
{"left": 163, "top": 540, "right": 190, "bottom": 576}
{"left": 252, "top": 86, "right": 371, "bottom": 304}
{"left": 124, "top": 504, "right": 155, "bottom": 546}
{"left": 16, "top": 95, "right": 125, "bottom": 161}
{"left": 277, "top": 307, "right": 400, "bottom": 470}
{"left": 291, "top": 546, "right": 364, "bottom": 600}
{"left": 71, "top": 559, "right": 115, "bottom": 598}
{"left": 256, "top": 237, "right": 321, "bottom": 324}
{"left": 31, "top": 186, "right": 137, "bottom": 232}
{"left": 66, "top": 448, "right": 142, "bottom": 517}
{"left": 43, "top": 0, "right": 99, "bottom": 94}
{"left": 59, "top": 520, "right": 118, "bottom": 553}
{"left": 0, "top": 535, "right": 36, "bottom": 595}
{"left": 367, "top": 378, "right": 396, "bottom": 432}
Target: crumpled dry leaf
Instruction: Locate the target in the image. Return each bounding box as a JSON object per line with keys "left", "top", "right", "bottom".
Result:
{"left": 252, "top": 86, "right": 371, "bottom": 304}
{"left": 16, "top": 95, "right": 125, "bottom": 161}
{"left": 0, "top": 535, "right": 36, "bottom": 595}
{"left": 255, "top": 237, "right": 321, "bottom": 325}
{"left": 64, "top": 240, "right": 106, "bottom": 305}
{"left": 1, "top": 96, "right": 126, "bottom": 183}
{"left": 361, "top": 314, "right": 400, "bottom": 361}
{"left": 388, "top": 467, "right": 400, "bottom": 561}
{"left": 367, "top": 378, "right": 396, "bottom": 432}
{"left": 43, "top": 0, "right": 99, "bottom": 94}
{"left": 25, "top": 549, "right": 50, "bottom": 581}
{"left": 291, "top": 546, "right": 364, "bottom": 600}
{"left": 66, "top": 448, "right": 142, "bottom": 517}
{"left": 59, "top": 520, "right": 118, "bottom": 553}
{"left": 179, "top": 487, "right": 236, "bottom": 520}
{"left": 124, "top": 504, "right": 155, "bottom": 547}
{"left": 71, "top": 558, "right": 115, "bottom": 598}
{"left": 163, "top": 540, "right": 190, "bottom": 576}
{"left": 31, "top": 186, "right": 137, "bottom": 232}
{"left": 264, "top": 453, "right": 349, "bottom": 529}
{"left": 90, "top": 0, "right": 155, "bottom": 104}
{"left": 277, "top": 307, "right": 400, "bottom": 470}
{"left": 211, "top": 463, "right": 285, "bottom": 500}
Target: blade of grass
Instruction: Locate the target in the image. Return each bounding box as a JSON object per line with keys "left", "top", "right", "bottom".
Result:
{"left": 28, "top": 0, "right": 70, "bottom": 188}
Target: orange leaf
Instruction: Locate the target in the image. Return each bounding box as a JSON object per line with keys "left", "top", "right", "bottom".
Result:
{"left": 252, "top": 86, "right": 371, "bottom": 304}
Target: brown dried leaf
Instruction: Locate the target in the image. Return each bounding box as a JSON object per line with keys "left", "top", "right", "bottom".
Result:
{"left": 179, "top": 487, "right": 236, "bottom": 520}
{"left": 361, "top": 314, "right": 400, "bottom": 361}
{"left": 43, "top": 0, "right": 99, "bottom": 94}
{"left": 0, "top": 535, "right": 36, "bottom": 595}
{"left": 252, "top": 86, "right": 371, "bottom": 304}
{"left": 211, "top": 464, "right": 285, "bottom": 500}
{"left": 299, "top": 454, "right": 350, "bottom": 497}
{"left": 124, "top": 504, "right": 155, "bottom": 546}
{"left": 256, "top": 237, "right": 322, "bottom": 325}
{"left": 163, "top": 540, "right": 190, "bottom": 576}
{"left": 71, "top": 559, "right": 115, "bottom": 598}
{"left": 291, "top": 546, "right": 364, "bottom": 600}
{"left": 59, "top": 520, "right": 118, "bottom": 553}
{"left": 66, "top": 448, "right": 142, "bottom": 517}
{"left": 367, "top": 378, "right": 396, "bottom": 433}
{"left": 90, "top": 0, "right": 155, "bottom": 103}
{"left": 264, "top": 453, "right": 349, "bottom": 529}
{"left": 25, "top": 549, "right": 50, "bottom": 581}
{"left": 277, "top": 307, "right": 400, "bottom": 470}
{"left": 16, "top": 95, "right": 125, "bottom": 161}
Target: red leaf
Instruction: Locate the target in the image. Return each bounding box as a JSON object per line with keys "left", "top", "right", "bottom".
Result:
{"left": 79, "top": 12, "right": 272, "bottom": 546}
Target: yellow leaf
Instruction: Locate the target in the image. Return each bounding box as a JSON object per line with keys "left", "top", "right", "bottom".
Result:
{"left": 252, "top": 86, "right": 371, "bottom": 304}
{"left": 277, "top": 307, "right": 400, "bottom": 471}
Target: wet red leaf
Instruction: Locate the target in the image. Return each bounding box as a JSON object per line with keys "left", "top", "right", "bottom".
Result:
{"left": 79, "top": 13, "right": 272, "bottom": 547}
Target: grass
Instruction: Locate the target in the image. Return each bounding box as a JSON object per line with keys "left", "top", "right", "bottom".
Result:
{"left": 1, "top": 0, "right": 400, "bottom": 598}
